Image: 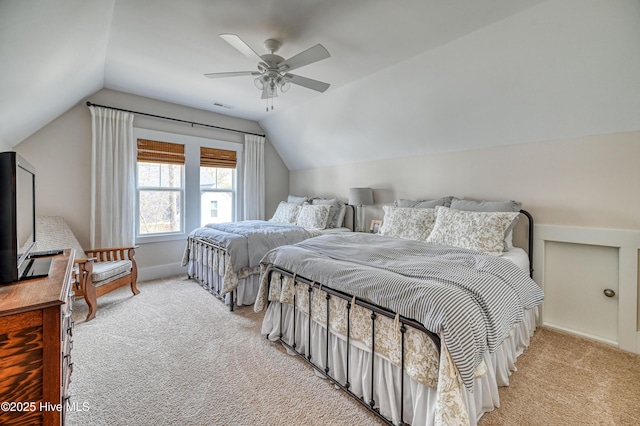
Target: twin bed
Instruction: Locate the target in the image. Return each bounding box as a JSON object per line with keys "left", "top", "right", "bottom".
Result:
{"left": 184, "top": 196, "right": 544, "bottom": 425}
{"left": 182, "top": 196, "right": 351, "bottom": 309}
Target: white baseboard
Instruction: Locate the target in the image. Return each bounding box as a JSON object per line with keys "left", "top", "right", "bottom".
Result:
{"left": 138, "top": 262, "right": 186, "bottom": 282}
{"left": 543, "top": 322, "right": 619, "bottom": 348}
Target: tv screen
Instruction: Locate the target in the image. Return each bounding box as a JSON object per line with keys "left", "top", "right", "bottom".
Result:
{"left": 0, "top": 151, "right": 37, "bottom": 283}
{"left": 16, "top": 159, "right": 36, "bottom": 267}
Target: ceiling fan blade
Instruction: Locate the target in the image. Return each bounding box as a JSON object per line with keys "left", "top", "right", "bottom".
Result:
{"left": 204, "top": 71, "right": 260, "bottom": 79}
{"left": 286, "top": 74, "right": 330, "bottom": 93}
{"left": 278, "top": 44, "right": 330, "bottom": 72}
{"left": 220, "top": 33, "right": 264, "bottom": 63}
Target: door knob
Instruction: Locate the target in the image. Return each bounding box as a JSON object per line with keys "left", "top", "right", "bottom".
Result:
{"left": 603, "top": 288, "right": 616, "bottom": 298}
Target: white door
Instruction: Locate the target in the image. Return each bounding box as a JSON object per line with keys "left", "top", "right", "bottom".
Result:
{"left": 543, "top": 241, "right": 619, "bottom": 343}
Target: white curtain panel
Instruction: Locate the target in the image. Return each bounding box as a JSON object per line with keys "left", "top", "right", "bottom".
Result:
{"left": 89, "top": 106, "right": 136, "bottom": 248}
{"left": 243, "top": 134, "right": 265, "bottom": 220}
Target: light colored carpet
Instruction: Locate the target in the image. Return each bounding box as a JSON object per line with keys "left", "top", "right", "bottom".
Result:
{"left": 479, "top": 328, "right": 640, "bottom": 426}
{"left": 67, "top": 277, "right": 386, "bottom": 426}
{"left": 67, "top": 277, "right": 640, "bottom": 426}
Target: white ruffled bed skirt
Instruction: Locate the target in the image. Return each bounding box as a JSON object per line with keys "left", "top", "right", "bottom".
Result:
{"left": 262, "top": 302, "right": 538, "bottom": 426}
{"left": 187, "top": 261, "right": 260, "bottom": 306}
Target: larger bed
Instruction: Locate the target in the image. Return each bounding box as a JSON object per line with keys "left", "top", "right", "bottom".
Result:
{"left": 182, "top": 196, "right": 351, "bottom": 309}
{"left": 255, "top": 200, "right": 543, "bottom": 425}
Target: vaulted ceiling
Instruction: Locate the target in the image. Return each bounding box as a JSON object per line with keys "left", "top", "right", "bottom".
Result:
{"left": 2, "top": 0, "right": 638, "bottom": 170}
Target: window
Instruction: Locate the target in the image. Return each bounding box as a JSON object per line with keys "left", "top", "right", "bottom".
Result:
{"left": 136, "top": 139, "right": 184, "bottom": 235}
{"left": 200, "top": 147, "right": 237, "bottom": 226}
{"left": 134, "top": 128, "right": 243, "bottom": 243}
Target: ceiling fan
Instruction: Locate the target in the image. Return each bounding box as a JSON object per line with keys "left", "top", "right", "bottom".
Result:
{"left": 205, "top": 34, "right": 331, "bottom": 110}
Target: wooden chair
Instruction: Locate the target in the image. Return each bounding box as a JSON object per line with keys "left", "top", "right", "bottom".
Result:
{"left": 36, "top": 216, "right": 139, "bottom": 321}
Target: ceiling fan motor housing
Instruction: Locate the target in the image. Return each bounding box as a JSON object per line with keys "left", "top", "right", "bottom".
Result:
{"left": 263, "top": 38, "right": 282, "bottom": 53}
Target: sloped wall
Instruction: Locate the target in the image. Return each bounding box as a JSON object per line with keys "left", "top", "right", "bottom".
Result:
{"left": 262, "top": 0, "right": 640, "bottom": 171}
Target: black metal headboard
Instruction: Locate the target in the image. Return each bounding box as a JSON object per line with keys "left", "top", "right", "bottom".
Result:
{"left": 519, "top": 209, "right": 534, "bottom": 278}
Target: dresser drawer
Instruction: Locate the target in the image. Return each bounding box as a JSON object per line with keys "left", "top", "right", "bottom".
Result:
{"left": 61, "top": 286, "right": 75, "bottom": 318}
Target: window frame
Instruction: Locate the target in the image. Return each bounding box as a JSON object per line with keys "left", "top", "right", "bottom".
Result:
{"left": 134, "top": 128, "right": 243, "bottom": 244}
{"left": 136, "top": 161, "right": 185, "bottom": 237}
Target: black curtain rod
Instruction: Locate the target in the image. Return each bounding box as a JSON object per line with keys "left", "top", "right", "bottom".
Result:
{"left": 85, "top": 101, "right": 265, "bottom": 137}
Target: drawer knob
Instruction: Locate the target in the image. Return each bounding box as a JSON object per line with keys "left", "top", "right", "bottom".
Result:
{"left": 603, "top": 288, "right": 616, "bottom": 298}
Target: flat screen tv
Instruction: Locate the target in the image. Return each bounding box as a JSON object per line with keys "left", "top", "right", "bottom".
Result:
{"left": 0, "top": 151, "right": 47, "bottom": 284}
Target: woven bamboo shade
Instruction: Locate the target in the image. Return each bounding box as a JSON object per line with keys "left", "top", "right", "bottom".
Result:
{"left": 137, "top": 139, "right": 185, "bottom": 165}
{"left": 200, "top": 147, "right": 237, "bottom": 169}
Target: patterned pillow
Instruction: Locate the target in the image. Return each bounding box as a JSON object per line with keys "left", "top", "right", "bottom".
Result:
{"left": 310, "top": 198, "right": 343, "bottom": 228}
{"left": 379, "top": 206, "right": 437, "bottom": 241}
{"left": 269, "top": 201, "right": 301, "bottom": 224}
{"left": 296, "top": 204, "right": 332, "bottom": 230}
{"left": 449, "top": 198, "right": 522, "bottom": 249}
{"left": 426, "top": 206, "right": 520, "bottom": 255}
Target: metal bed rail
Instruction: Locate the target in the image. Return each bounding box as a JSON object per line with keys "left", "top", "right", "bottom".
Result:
{"left": 269, "top": 266, "right": 441, "bottom": 426}
{"left": 186, "top": 236, "right": 236, "bottom": 311}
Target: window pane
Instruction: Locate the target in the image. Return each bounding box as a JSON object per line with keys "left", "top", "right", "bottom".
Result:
{"left": 201, "top": 192, "right": 233, "bottom": 226}
{"left": 200, "top": 166, "right": 233, "bottom": 190}
{"left": 216, "top": 168, "right": 233, "bottom": 189}
{"left": 139, "top": 190, "right": 182, "bottom": 234}
{"left": 138, "top": 163, "right": 160, "bottom": 187}
{"left": 160, "top": 164, "right": 182, "bottom": 187}
{"left": 138, "top": 163, "right": 182, "bottom": 188}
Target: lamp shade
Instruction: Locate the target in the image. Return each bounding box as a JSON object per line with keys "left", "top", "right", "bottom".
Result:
{"left": 349, "top": 187, "right": 374, "bottom": 206}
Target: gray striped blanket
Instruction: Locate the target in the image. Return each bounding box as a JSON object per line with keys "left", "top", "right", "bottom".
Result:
{"left": 259, "top": 232, "right": 544, "bottom": 390}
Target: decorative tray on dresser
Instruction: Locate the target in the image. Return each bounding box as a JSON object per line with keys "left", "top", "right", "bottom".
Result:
{"left": 0, "top": 249, "right": 75, "bottom": 426}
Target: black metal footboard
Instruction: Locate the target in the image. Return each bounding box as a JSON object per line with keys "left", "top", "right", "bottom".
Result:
{"left": 186, "top": 237, "right": 236, "bottom": 311}
{"left": 269, "top": 266, "right": 441, "bottom": 426}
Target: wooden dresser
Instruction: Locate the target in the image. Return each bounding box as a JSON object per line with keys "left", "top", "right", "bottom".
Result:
{"left": 0, "top": 249, "right": 75, "bottom": 426}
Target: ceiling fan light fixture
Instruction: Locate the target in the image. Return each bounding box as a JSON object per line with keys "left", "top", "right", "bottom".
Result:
{"left": 208, "top": 33, "right": 331, "bottom": 110}
{"left": 268, "top": 80, "right": 278, "bottom": 97}
{"left": 276, "top": 75, "right": 291, "bottom": 93}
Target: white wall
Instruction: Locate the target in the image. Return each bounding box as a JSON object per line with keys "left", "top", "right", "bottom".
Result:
{"left": 290, "top": 130, "right": 640, "bottom": 352}
{"left": 15, "top": 89, "right": 289, "bottom": 281}
{"left": 290, "top": 131, "right": 640, "bottom": 231}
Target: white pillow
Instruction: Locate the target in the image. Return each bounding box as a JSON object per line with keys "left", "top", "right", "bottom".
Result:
{"left": 379, "top": 206, "right": 437, "bottom": 241}
{"left": 296, "top": 204, "right": 332, "bottom": 230}
{"left": 287, "top": 194, "right": 308, "bottom": 205}
{"left": 269, "top": 201, "right": 301, "bottom": 224}
{"left": 426, "top": 206, "right": 519, "bottom": 255}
